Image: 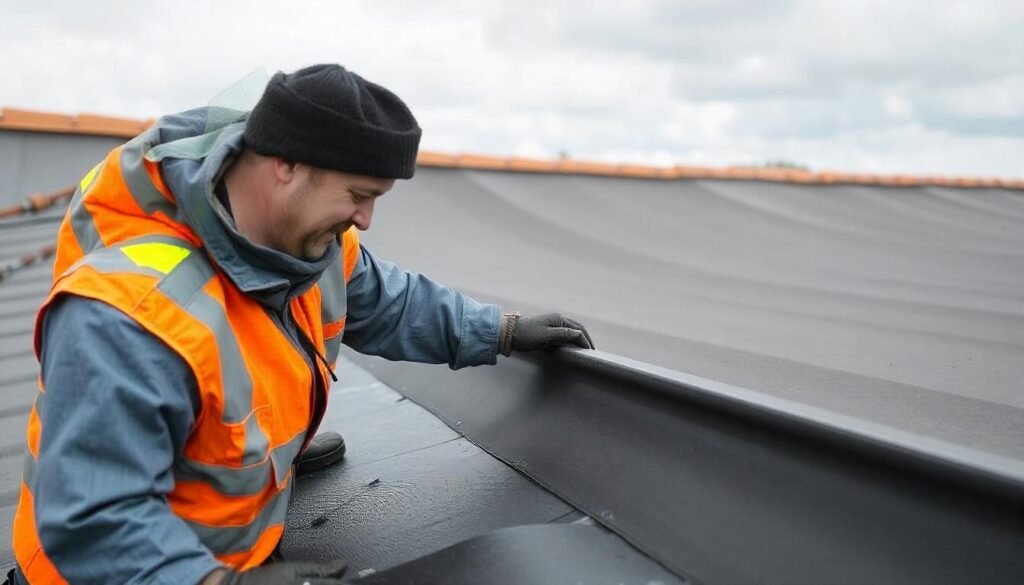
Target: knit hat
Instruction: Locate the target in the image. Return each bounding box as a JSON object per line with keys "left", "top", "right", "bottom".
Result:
{"left": 244, "top": 64, "right": 422, "bottom": 179}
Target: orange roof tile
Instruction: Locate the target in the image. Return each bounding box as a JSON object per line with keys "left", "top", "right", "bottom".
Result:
{"left": 0, "top": 108, "right": 151, "bottom": 138}
{"left": 507, "top": 157, "right": 559, "bottom": 173}
{"left": 556, "top": 160, "right": 616, "bottom": 176}
{"left": 2, "top": 107, "right": 1021, "bottom": 190}
{"left": 452, "top": 154, "right": 507, "bottom": 171}
{"left": 415, "top": 151, "right": 459, "bottom": 167}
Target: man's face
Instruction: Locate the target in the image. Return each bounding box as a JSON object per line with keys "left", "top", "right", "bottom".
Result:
{"left": 269, "top": 166, "right": 395, "bottom": 260}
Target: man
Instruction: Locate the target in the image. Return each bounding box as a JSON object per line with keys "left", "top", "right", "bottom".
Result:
{"left": 8, "top": 64, "right": 592, "bottom": 585}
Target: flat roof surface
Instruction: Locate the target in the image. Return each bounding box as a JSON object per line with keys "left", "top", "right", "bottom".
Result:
{"left": 2, "top": 125, "right": 1022, "bottom": 581}
{"left": 360, "top": 168, "right": 1024, "bottom": 459}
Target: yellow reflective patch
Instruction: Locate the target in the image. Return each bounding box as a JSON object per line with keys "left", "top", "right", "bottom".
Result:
{"left": 79, "top": 162, "right": 102, "bottom": 192}
{"left": 120, "top": 243, "right": 191, "bottom": 275}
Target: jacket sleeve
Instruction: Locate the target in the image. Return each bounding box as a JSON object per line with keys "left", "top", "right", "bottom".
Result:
{"left": 342, "top": 244, "right": 501, "bottom": 369}
{"left": 31, "top": 295, "right": 223, "bottom": 585}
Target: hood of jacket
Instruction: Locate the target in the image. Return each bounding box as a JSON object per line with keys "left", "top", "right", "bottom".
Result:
{"left": 143, "top": 106, "right": 340, "bottom": 312}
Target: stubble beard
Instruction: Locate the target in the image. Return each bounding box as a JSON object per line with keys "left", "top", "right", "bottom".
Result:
{"left": 301, "top": 228, "right": 345, "bottom": 261}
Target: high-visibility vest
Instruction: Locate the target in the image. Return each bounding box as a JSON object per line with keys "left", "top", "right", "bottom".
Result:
{"left": 13, "top": 123, "right": 359, "bottom": 582}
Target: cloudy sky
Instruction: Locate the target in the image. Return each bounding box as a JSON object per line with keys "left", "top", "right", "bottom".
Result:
{"left": 3, "top": 1, "right": 1022, "bottom": 177}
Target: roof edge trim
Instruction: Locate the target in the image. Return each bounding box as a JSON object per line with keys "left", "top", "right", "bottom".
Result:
{"left": 559, "top": 348, "right": 1024, "bottom": 498}
{"left": 3, "top": 107, "right": 1022, "bottom": 189}
{"left": 0, "top": 108, "right": 154, "bottom": 139}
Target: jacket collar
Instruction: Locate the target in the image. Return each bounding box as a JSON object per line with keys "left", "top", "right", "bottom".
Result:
{"left": 152, "top": 108, "right": 339, "bottom": 313}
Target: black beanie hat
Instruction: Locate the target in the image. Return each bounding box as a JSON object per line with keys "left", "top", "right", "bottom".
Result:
{"left": 244, "top": 64, "right": 422, "bottom": 179}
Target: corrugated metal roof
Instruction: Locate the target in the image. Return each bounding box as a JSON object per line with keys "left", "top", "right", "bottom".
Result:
{"left": 0, "top": 207, "right": 64, "bottom": 571}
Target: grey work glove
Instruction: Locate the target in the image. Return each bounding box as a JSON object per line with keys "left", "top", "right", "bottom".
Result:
{"left": 222, "top": 559, "right": 348, "bottom": 585}
{"left": 499, "top": 312, "right": 595, "bottom": 356}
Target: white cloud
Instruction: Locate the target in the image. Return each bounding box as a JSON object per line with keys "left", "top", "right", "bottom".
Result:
{"left": 1, "top": 1, "right": 1022, "bottom": 177}
{"left": 883, "top": 95, "right": 915, "bottom": 121}
{"left": 935, "top": 77, "right": 1024, "bottom": 119}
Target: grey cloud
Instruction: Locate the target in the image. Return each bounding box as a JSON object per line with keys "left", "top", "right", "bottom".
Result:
{"left": 481, "top": 1, "right": 1023, "bottom": 114}
{"left": 1, "top": 1, "right": 1022, "bottom": 176}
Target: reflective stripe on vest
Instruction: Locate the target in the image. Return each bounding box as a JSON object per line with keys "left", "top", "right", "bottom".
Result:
{"left": 18, "top": 114, "right": 361, "bottom": 577}
{"left": 67, "top": 237, "right": 300, "bottom": 494}
{"left": 57, "top": 123, "right": 191, "bottom": 280}
{"left": 184, "top": 479, "right": 293, "bottom": 555}
{"left": 66, "top": 127, "right": 180, "bottom": 264}
{"left": 67, "top": 160, "right": 104, "bottom": 259}
{"left": 319, "top": 255, "right": 348, "bottom": 364}
{"left": 318, "top": 228, "right": 359, "bottom": 364}
{"left": 21, "top": 237, "right": 307, "bottom": 567}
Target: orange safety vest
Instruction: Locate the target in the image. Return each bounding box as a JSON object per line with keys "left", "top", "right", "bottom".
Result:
{"left": 13, "top": 123, "right": 359, "bottom": 582}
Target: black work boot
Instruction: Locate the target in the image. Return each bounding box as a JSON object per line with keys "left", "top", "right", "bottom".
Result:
{"left": 297, "top": 432, "right": 347, "bottom": 476}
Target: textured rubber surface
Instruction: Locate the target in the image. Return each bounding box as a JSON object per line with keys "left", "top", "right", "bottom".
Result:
{"left": 279, "top": 358, "right": 579, "bottom": 574}
{"left": 350, "top": 349, "right": 1024, "bottom": 585}
{"left": 351, "top": 524, "right": 687, "bottom": 585}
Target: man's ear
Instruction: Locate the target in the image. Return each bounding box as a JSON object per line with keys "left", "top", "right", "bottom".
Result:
{"left": 271, "top": 157, "right": 299, "bottom": 184}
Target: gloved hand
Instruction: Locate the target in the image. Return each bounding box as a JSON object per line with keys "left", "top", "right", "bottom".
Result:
{"left": 499, "top": 312, "right": 595, "bottom": 355}
{"left": 219, "top": 559, "right": 348, "bottom": 584}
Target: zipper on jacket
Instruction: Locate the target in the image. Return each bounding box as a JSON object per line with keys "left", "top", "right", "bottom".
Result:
{"left": 314, "top": 349, "right": 338, "bottom": 382}
{"left": 266, "top": 306, "right": 330, "bottom": 460}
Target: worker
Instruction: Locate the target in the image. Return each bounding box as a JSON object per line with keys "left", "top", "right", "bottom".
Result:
{"left": 7, "top": 64, "right": 593, "bottom": 585}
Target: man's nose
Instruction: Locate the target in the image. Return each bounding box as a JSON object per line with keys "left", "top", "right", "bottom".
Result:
{"left": 352, "top": 198, "right": 376, "bottom": 231}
